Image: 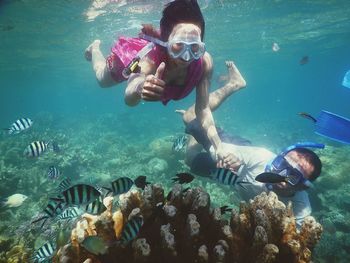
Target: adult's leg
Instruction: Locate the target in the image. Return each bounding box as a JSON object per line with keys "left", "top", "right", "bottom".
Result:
{"left": 85, "top": 40, "right": 116, "bottom": 88}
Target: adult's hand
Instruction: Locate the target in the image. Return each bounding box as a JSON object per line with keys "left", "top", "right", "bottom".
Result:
{"left": 216, "top": 143, "right": 241, "bottom": 171}
{"left": 141, "top": 62, "right": 166, "bottom": 101}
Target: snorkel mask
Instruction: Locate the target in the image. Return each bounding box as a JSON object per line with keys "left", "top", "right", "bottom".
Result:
{"left": 140, "top": 33, "right": 205, "bottom": 62}
{"left": 266, "top": 142, "right": 325, "bottom": 188}
{"left": 167, "top": 38, "right": 205, "bottom": 61}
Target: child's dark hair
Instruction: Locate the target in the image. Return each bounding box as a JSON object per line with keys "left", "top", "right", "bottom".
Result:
{"left": 294, "top": 148, "right": 322, "bottom": 181}
{"left": 160, "top": 0, "right": 205, "bottom": 41}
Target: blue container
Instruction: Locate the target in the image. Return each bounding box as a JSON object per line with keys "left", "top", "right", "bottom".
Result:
{"left": 343, "top": 70, "right": 350, "bottom": 88}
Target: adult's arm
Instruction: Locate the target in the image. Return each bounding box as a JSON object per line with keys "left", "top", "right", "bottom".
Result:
{"left": 290, "top": 191, "right": 312, "bottom": 230}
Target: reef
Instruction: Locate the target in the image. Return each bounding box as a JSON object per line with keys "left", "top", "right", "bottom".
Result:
{"left": 56, "top": 184, "right": 322, "bottom": 263}
{"left": 0, "top": 236, "right": 30, "bottom": 263}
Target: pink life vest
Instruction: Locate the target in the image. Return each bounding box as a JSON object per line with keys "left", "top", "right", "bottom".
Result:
{"left": 111, "top": 37, "right": 203, "bottom": 105}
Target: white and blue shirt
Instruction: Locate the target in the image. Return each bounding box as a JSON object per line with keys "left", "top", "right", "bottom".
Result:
{"left": 210, "top": 143, "right": 312, "bottom": 228}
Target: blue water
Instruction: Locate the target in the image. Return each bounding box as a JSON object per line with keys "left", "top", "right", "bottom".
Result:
{"left": 1, "top": 0, "right": 349, "bottom": 128}
{"left": 1, "top": 0, "right": 350, "bottom": 261}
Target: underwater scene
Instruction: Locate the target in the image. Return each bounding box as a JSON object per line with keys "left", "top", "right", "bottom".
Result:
{"left": 1, "top": 0, "right": 350, "bottom": 262}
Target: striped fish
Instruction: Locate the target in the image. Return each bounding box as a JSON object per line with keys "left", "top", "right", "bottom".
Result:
{"left": 84, "top": 198, "right": 107, "bottom": 215}
{"left": 212, "top": 168, "right": 251, "bottom": 189}
{"left": 43, "top": 199, "right": 65, "bottom": 218}
{"left": 57, "top": 207, "right": 81, "bottom": 220}
{"left": 121, "top": 216, "right": 143, "bottom": 243}
{"left": 32, "top": 199, "right": 66, "bottom": 228}
{"left": 172, "top": 134, "right": 188, "bottom": 152}
{"left": 104, "top": 177, "right": 133, "bottom": 196}
{"left": 31, "top": 241, "right": 56, "bottom": 262}
{"left": 23, "top": 141, "right": 50, "bottom": 157}
{"left": 48, "top": 166, "right": 60, "bottom": 180}
{"left": 52, "top": 184, "right": 101, "bottom": 206}
{"left": 68, "top": 207, "right": 81, "bottom": 217}
{"left": 5, "top": 118, "right": 33, "bottom": 135}
{"left": 57, "top": 178, "right": 71, "bottom": 192}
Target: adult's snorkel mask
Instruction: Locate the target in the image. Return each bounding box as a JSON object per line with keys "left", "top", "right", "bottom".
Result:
{"left": 265, "top": 142, "right": 325, "bottom": 188}
{"left": 140, "top": 33, "right": 205, "bottom": 62}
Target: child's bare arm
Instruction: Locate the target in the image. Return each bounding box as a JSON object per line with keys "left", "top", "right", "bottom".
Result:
{"left": 124, "top": 58, "right": 156, "bottom": 106}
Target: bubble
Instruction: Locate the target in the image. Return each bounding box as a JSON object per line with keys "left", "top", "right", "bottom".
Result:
{"left": 342, "top": 70, "right": 350, "bottom": 89}
{"left": 272, "top": 42, "right": 280, "bottom": 52}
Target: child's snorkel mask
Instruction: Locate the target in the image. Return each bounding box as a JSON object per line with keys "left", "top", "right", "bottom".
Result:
{"left": 140, "top": 33, "right": 205, "bottom": 62}
{"left": 265, "top": 142, "right": 325, "bottom": 188}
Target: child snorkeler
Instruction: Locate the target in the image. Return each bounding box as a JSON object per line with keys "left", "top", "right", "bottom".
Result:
{"left": 85, "top": 0, "right": 244, "bottom": 166}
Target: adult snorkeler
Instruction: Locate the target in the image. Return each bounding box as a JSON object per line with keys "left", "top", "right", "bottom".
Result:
{"left": 85, "top": 0, "right": 235, "bottom": 165}
{"left": 177, "top": 61, "right": 324, "bottom": 228}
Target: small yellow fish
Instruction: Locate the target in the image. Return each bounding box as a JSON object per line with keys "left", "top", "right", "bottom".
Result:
{"left": 81, "top": 236, "right": 109, "bottom": 255}
{"left": 2, "top": 194, "right": 28, "bottom": 207}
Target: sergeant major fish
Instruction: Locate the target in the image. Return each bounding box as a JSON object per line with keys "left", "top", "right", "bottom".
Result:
{"left": 51, "top": 184, "right": 101, "bottom": 206}
{"left": 4, "top": 118, "right": 33, "bottom": 135}
{"left": 32, "top": 199, "right": 66, "bottom": 228}
{"left": 48, "top": 166, "right": 61, "bottom": 180}
{"left": 104, "top": 177, "right": 133, "bottom": 196}
{"left": 81, "top": 217, "right": 144, "bottom": 254}
{"left": 31, "top": 241, "right": 56, "bottom": 262}
{"left": 24, "top": 141, "right": 50, "bottom": 157}
{"left": 172, "top": 134, "right": 188, "bottom": 152}
{"left": 121, "top": 216, "right": 144, "bottom": 244}
{"left": 212, "top": 168, "right": 251, "bottom": 190}
{"left": 84, "top": 198, "right": 107, "bottom": 215}
{"left": 57, "top": 207, "right": 81, "bottom": 221}
{"left": 57, "top": 178, "right": 71, "bottom": 192}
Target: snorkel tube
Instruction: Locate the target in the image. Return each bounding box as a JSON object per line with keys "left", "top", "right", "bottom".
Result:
{"left": 122, "top": 33, "right": 169, "bottom": 79}
{"left": 122, "top": 41, "right": 156, "bottom": 79}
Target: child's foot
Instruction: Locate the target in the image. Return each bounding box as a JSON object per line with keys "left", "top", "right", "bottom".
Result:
{"left": 175, "top": 109, "right": 186, "bottom": 115}
{"left": 225, "top": 60, "right": 246, "bottom": 92}
{"left": 85, "top": 39, "right": 101, "bottom": 61}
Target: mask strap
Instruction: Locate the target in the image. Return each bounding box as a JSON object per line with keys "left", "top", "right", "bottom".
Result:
{"left": 139, "top": 33, "right": 167, "bottom": 47}
{"left": 280, "top": 142, "right": 325, "bottom": 156}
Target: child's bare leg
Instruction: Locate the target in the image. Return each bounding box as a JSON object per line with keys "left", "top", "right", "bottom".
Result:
{"left": 208, "top": 61, "right": 246, "bottom": 111}
{"left": 85, "top": 40, "right": 116, "bottom": 88}
{"left": 177, "top": 61, "right": 246, "bottom": 124}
